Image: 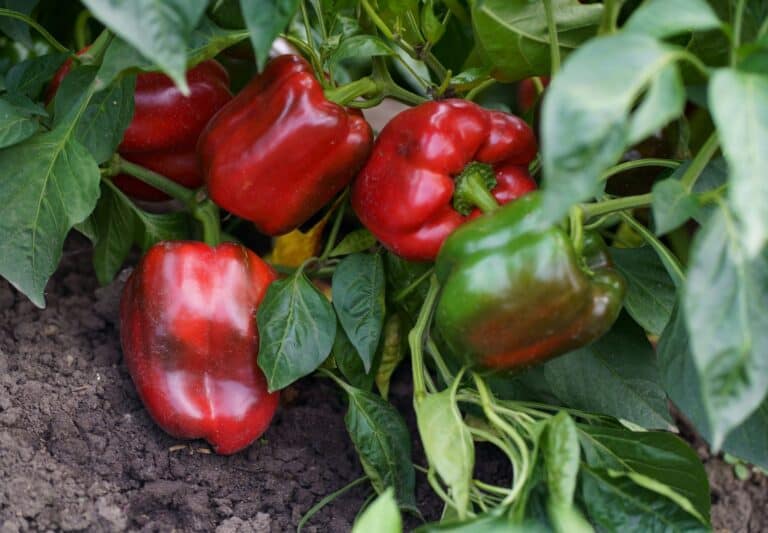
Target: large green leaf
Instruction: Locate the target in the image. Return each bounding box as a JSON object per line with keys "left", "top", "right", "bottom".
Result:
{"left": 611, "top": 246, "right": 676, "bottom": 336}
{"left": 332, "top": 253, "right": 386, "bottom": 373}
{"left": 82, "top": 0, "right": 207, "bottom": 94}
{"left": 0, "top": 125, "right": 100, "bottom": 307}
{"left": 623, "top": 0, "right": 719, "bottom": 39}
{"left": 659, "top": 305, "right": 768, "bottom": 470}
{"left": 53, "top": 66, "right": 135, "bottom": 164}
{"left": 344, "top": 386, "right": 416, "bottom": 510}
{"left": 580, "top": 466, "right": 708, "bottom": 532}
{"left": 471, "top": 0, "right": 603, "bottom": 81}
{"left": 651, "top": 176, "right": 700, "bottom": 236}
{"left": 257, "top": 271, "right": 336, "bottom": 391}
{"left": 351, "top": 488, "right": 402, "bottom": 533}
{"left": 333, "top": 324, "right": 376, "bottom": 391}
{"left": 540, "top": 34, "right": 684, "bottom": 224}
{"left": 88, "top": 183, "right": 136, "bottom": 286}
{"left": 684, "top": 206, "right": 768, "bottom": 448}
{"left": 5, "top": 52, "right": 67, "bottom": 98}
{"left": 239, "top": 0, "right": 300, "bottom": 70}
{"left": 710, "top": 68, "right": 768, "bottom": 258}
{"left": 0, "top": 0, "right": 39, "bottom": 47}
{"left": 543, "top": 315, "right": 672, "bottom": 429}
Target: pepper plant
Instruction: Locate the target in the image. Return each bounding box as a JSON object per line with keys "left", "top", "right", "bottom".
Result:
{"left": 0, "top": 0, "right": 765, "bottom": 531}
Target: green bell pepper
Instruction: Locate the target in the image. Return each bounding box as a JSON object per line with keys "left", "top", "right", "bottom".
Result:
{"left": 434, "top": 192, "right": 626, "bottom": 370}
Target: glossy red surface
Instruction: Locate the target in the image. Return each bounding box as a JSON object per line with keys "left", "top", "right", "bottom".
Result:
{"left": 351, "top": 99, "right": 537, "bottom": 261}
{"left": 198, "top": 54, "right": 373, "bottom": 235}
{"left": 120, "top": 242, "right": 279, "bottom": 454}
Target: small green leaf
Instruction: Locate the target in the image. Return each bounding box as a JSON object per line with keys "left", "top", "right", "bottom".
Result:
{"left": 330, "top": 34, "right": 395, "bottom": 65}
{"left": 333, "top": 253, "right": 386, "bottom": 373}
{"left": 623, "top": 0, "right": 720, "bottom": 39}
{"left": 351, "top": 488, "right": 402, "bottom": 533}
{"left": 611, "top": 246, "right": 676, "bottom": 335}
{"left": 651, "top": 176, "right": 700, "bottom": 236}
{"left": 684, "top": 205, "right": 768, "bottom": 449}
{"left": 710, "top": 68, "right": 768, "bottom": 258}
{"left": 240, "top": 0, "right": 300, "bottom": 70}
{"left": 330, "top": 229, "right": 377, "bottom": 257}
{"left": 345, "top": 386, "right": 416, "bottom": 510}
{"left": 334, "top": 325, "right": 375, "bottom": 391}
{"left": 83, "top": 0, "right": 208, "bottom": 94}
{"left": 544, "top": 412, "right": 579, "bottom": 506}
{"left": 421, "top": 0, "right": 444, "bottom": 45}
{"left": 5, "top": 52, "right": 67, "bottom": 98}
{"left": 257, "top": 271, "right": 337, "bottom": 390}
{"left": 416, "top": 390, "right": 474, "bottom": 517}
{"left": 89, "top": 183, "right": 137, "bottom": 285}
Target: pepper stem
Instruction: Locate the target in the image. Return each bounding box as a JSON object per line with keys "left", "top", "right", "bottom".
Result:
{"left": 192, "top": 193, "right": 222, "bottom": 247}
{"left": 452, "top": 162, "right": 499, "bottom": 215}
{"left": 323, "top": 77, "right": 379, "bottom": 106}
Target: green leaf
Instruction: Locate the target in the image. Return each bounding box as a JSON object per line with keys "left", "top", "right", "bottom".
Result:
{"left": 544, "top": 412, "right": 579, "bottom": 506}
{"left": 611, "top": 246, "right": 676, "bottom": 335}
{"left": 651, "top": 176, "right": 700, "bottom": 236}
{"left": 240, "top": 0, "right": 300, "bottom": 70}
{"left": 709, "top": 68, "right": 768, "bottom": 258}
{"left": 471, "top": 0, "right": 603, "bottom": 81}
{"left": 351, "top": 488, "right": 402, "bottom": 533}
{"left": 0, "top": 1, "right": 39, "bottom": 47}
{"left": 421, "top": 0, "right": 444, "bottom": 45}
{"left": 330, "top": 229, "right": 377, "bottom": 257}
{"left": 416, "top": 509, "right": 544, "bottom": 532}
{"left": 257, "top": 271, "right": 336, "bottom": 391}
{"left": 53, "top": 66, "right": 136, "bottom": 164}
{"left": 344, "top": 386, "right": 416, "bottom": 510}
{"left": 540, "top": 34, "right": 684, "bottom": 223}
{"left": 96, "top": 37, "right": 153, "bottom": 89}
{"left": 0, "top": 129, "right": 100, "bottom": 307}
{"left": 5, "top": 52, "right": 67, "bottom": 98}
{"left": 659, "top": 305, "right": 768, "bottom": 471}
{"left": 133, "top": 209, "right": 192, "bottom": 250}
{"left": 82, "top": 0, "right": 207, "bottom": 94}
{"left": 375, "top": 314, "right": 405, "bottom": 399}
{"left": 684, "top": 206, "right": 768, "bottom": 448}
{"left": 334, "top": 325, "right": 375, "bottom": 391}
{"left": 623, "top": 0, "right": 720, "bottom": 39}
{"left": 416, "top": 390, "right": 474, "bottom": 517}
{"left": 330, "top": 34, "right": 395, "bottom": 65}
{"left": 0, "top": 96, "right": 40, "bottom": 148}
{"left": 332, "top": 253, "right": 386, "bottom": 373}
{"left": 578, "top": 425, "right": 710, "bottom": 521}
{"left": 543, "top": 314, "right": 672, "bottom": 428}
{"left": 87, "top": 183, "right": 136, "bottom": 285}
{"left": 187, "top": 15, "right": 250, "bottom": 65}
{"left": 580, "top": 466, "right": 708, "bottom": 532}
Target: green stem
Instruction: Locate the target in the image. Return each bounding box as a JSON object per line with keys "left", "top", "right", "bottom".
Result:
{"left": 732, "top": 0, "right": 745, "bottom": 66}
{"left": 598, "top": 0, "right": 620, "bottom": 34}
{"left": 465, "top": 78, "right": 495, "bottom": 101}
{"left": 680, "top": 132, "right": 719, "bottom": 191}
{"left": 324, "top": 77, "right": 379, "bottom": 105}
{"left": 393, "top": 267, "right": 433, "bottom": 303}
{"left": 0, "top": 8, "right": 69, "bottom": 53}
{"left": 116, "top": 157, "right": 197, "bottom": 204}
{"left": 676, "top": 51, "right": 711, "bottom": 79}
{"left": 581, "top": 193, "right": 652, "bottom": 220}
{"left": 308, "top": 0, "right": 328, "bottom": 40}
{"left": 297, "top": 475, "right": 369, "bottom": 532}
{"left": 319, "top": 190, "right": 348, "bottom": 260}
{"left": 78, "top": 29, "right": 111, "bottom": 66}
{"left": 542, "top": 0, "right": 561, "bottom": 75}
{"left": 619, "top": 212, "right": 685, "bottom": 288}
{"left": 408, "top": 276, "right": 441, "bottom": 402}
{"left": 600, "top": 158, "right": 682, "bottom": 181}
{"left": 193, "top": 195, "right": 222, "bottom": 247}
{"left": 426, "top": 336, "right": 455, "bottom": 387}
{"left": 569, "top": 205, "right": 584, "bottom": 254}
{"left": 453, "top": 163, "right": 499, "bottom": 215}
{"left": 74, "top": 9, "right": 91, "bottom": 50}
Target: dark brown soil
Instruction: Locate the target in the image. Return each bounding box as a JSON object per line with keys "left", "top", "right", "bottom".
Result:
{"left": 0, "top": 237, "right": 765, "bottom": 532}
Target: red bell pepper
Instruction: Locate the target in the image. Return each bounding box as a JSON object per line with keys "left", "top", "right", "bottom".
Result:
{"left": 198, "top": 54, "right": 373, "bottom": 235}
{"left": 49, "top": 56, "right": 232, "bottom": 201}
{"left": 120, "top": 241, "right": 279, "bottom": 454}
{"left": 351, "top": 99, "right": 538, "bottom": 261}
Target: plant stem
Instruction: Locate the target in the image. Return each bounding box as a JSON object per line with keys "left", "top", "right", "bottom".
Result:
{"left": 598, "top": 0, "right": 620, "bottom": 34}
{"left": 319, "top": 190, "right": 348, "bottom": 260}
{"left": 680, "top": 132, "right": 719, "bottom": 191}
{"left": 581, "top": 193, "right": 652, "bottom": 220}
{"left": 297, "top": 475, "right": 369, "bottom": 532}
{"left": 116, "top": 157, "right": 196, "bottom": 204}
{"left": 408, "top": 276, "right": 441, "bottom": 403}
{"left": 619, "top": 212, "right": 685, "bottom": 288}
{"left": 393, "top": 267, "right": 433, "bottom": 303}
{"left": 465, "top": 78, "right": 495, "bottom": 101}
{"left": 324, "top": 77, "right": 379, "bottom": 105}
{"left": 542, "top": 0, "right": 560, "bottom": 75}
{"left": 0, "top": 8, "right": 69, "bottom": 53}
{"left": 600, "top": 158, "right": 681, "bottom": 181}
{"left": 732, "top": 0, "right": 746, "bottom": 66}
{"left": 74, "top": 10, "right": 91, "bottom": 50}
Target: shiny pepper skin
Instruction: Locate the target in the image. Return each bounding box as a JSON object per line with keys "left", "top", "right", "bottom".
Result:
{"left": 351, "top": 99, "right": 537, "bottom": 261}
{"left": 49, "top": 56, "right": 232, "bottom": 200}
{"left": 120, "top": 242, "right": 279, "bottom": 454}
{"left": 198, "top": 54, "right": 373, "bottom": 235}
{"left": 435, "top": 193, "right": 626, "bottom": 371}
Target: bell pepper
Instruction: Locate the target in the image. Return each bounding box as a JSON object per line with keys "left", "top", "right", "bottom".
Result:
{"left": 351, "top": 99, "right": 538, "bottom": 262}
{"left": 198, "top": 54, "right": 373, "bottom": 235}
{"left": 434, "top": 193, "right": 625, "bottom": 370}
{"left": 120, "top": 241, "right": 279, "bottom": 454}
{"left": 48, "top": 56, "right": 232, "bottom": 200}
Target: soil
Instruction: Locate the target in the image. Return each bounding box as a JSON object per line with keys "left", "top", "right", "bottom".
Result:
{"left": 0, "top": 236, "right": 766, "bottom": 532}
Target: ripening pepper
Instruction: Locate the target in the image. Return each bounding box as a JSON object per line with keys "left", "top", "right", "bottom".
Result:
{"left": 198, "top": 54, "right": 373, "bottom": 236}
{"left": 48, "top": 56, "right": 232, "bottom": 200}
{"left": 434, "top": 193, "right": 626, "bottom": 370}
{"left": 120, "top": 241, "right": 279, "bottom": 454}
{"left": 351, "top": 99, "right": 537, "bottom": 262}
